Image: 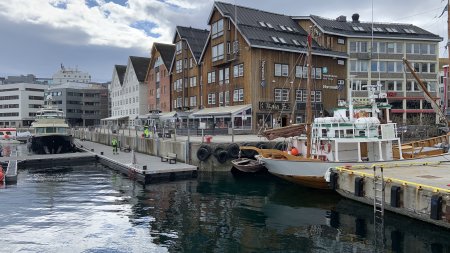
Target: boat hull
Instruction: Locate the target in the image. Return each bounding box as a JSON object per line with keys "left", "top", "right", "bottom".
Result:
{"left": 28, "top": 134, "right": 75, "bottom": 154}
{"left": 231, "top": 158, "right": 266, "bottom": 173}
{"left": 260, "top": 152, "right": 450, "bottom": 189}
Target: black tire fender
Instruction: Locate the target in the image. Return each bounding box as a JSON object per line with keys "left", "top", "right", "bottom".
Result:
{"left": 216, "top": 150, "right": 228, "bottom": 164}
{"left": 197, "top": 147, "right": 211, "bottom": 161}
{"left": 226, "top": 143, "right": 240, "bottom": 158}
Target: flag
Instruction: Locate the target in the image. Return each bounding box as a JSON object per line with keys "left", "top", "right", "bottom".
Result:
{"left": 307, "top": 34, "right": 312, "bottom": 47}
{"left": 438, "top": 5, "right": 448, "bottom": 18}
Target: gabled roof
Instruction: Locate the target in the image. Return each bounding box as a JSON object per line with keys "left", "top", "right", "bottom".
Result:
{"left": 154, "top": 43, "right": 175, "bottom": 69}
{"left": 114, "top": 65, "right": 126, "bottom": 85}
{"left": 129, "top": 56, "right": 150, "bottom": 82}
{"left": 173, "top": 26, "right": 209, "bottom": 62}
{"left": 295, "top": 15, "right": 442, "bottom": 41}
{"left": 206, "top": 2, "right": 347, "bottom": 58}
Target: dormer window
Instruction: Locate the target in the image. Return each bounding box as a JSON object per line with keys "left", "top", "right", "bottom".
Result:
{"left": 279, "top": 37, "right": 287, "bottom": 44}
{"left": 352, "top": 26, "right": 364, "bottom": 31}
{"left": 292, "top": 39, "right": 300, "bottom": 46}
{"left": 286, "top": 26, "right": 293, "bottom": 32}
{"left": 271, "top": 36, "right": 280, "bottom": 43}
{"left": 266, "top": 23, "right": 274, "bottom": 28}
{"left": 280, "top": 25, "right": 286, "bottom": 31}
{"left": 372, "top": 27, "right": 383, "bottom": 32}
{"left": 212, "top": 19, "right": 224, "bottom": 39}
{"left": 259, "top": 21, "right": 267, "bottom": 27}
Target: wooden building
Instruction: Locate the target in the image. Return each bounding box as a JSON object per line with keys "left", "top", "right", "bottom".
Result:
{"left": 146, "top": 43, "right": 175, "bottom": 113}
{"left": 194, "top": 2, "right": 347, "bottom": 131}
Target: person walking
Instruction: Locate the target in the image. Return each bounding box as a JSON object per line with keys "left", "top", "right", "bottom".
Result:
{"left": 112, "top": 137, "right": 118, "bottom": 154}
{"left": 144, "top": 124, "right": 149, "bottom": 138}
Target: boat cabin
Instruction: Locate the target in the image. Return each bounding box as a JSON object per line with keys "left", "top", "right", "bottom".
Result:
{"left": 0, "top": 128, "right": 17, "bottom": 140}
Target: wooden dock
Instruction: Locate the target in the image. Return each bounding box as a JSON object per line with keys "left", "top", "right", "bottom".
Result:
{"left": 78, "top": 140, "right": 198, "bottom": 184}
{"left": 331, "top": 161, "right": 450, "bottom": 229}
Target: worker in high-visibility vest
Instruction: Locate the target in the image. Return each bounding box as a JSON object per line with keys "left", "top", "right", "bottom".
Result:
{"left": 144, "top": 124, "right": 149, "bottom": 138}
{"left": 112, "top": 137, "right": 118, "bottom": 154}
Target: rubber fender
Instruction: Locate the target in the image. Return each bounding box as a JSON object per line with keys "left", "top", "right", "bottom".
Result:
{"left": 216, "top": 150, "right": 228, "bottom": 164}
{"left": 199, "top": 144, "right": 212, "bottom": 153}
{"left": 214, "top": 146, "right": 225, "bottom": 157}
{"left": 226, "top": 143, "right": 240, "bottom": 158}
{"left": 197, "top": 147, "right": 211, "bottom": 161}
{"left": 256, "top": 142, "right": 269, "bottom": 149}
{"left": 241, "top": 143, "right": 255, "bottom": 158}
{"left": 275, "top": 142, "right": 287, "bottom": 151}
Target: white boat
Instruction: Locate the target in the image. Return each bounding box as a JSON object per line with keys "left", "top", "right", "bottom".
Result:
{"left": 250, "top": 33, "right": 450, "bottom": 189}
{"left": 27, "top": 97, "right": 75, "bottom": 154}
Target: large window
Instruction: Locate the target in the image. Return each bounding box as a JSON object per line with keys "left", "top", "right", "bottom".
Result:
{"left": 176, "top": 60, "right": 182, "bottom": 73}
{"left": 190, "top": 96, "right": 197, "bottom": 107}
{"left": 208, "top": 93, "right": 216, "bottom": 105}
{"left": 351, "top": 80, "right": 368, "bottom": 91}
{"left": 233, "top": 89, "right": 244, "bottom": 102}
{"left": 274, "top": 88, "right": 289, "bottom": 102}
{"left": 212, "top": 43, "right": 224, "bottom": 62}
{"left": 207, "top": 71, "right": 216, "bottom": 84}
{"left": 233, "top": 64, "right": 244, "bottom": 77}
{"left": 350, "top": 60, "right": 368, "bottom": 72}
{"left": 275, "top": 64, "right": 289, "bottom": 77}
{"left": 211, "top": 19, "right": 224, "bottom": 39}
{"left": 176, "top": 41, "right": 182, "bottom": 55}
{"left": 189, "top": 76, "right": 197, "bottom": 87}
{"left": 349, "top": 41, "right": 368, "bottom": 53}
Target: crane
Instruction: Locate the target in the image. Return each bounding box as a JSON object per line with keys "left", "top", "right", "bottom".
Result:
{"left": 402, "top": 57, "right": 449, "bottom": 129}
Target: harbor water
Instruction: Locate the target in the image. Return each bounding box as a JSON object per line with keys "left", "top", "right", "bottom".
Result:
{"left": 1, "top": 144, "right": 450, "bottom": 252}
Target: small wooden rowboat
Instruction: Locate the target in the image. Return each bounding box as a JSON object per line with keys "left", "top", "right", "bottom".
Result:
{"left": 231, "top": 158, "right": 265, "bottom": 173}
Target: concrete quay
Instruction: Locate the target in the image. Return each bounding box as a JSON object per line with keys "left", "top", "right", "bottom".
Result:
{"left": 332, "top": 162, "right": 450, "bottom": 229}
{"left": 78, "top": 140, "right": 198, "bottom": 184}
{"left": 72, "top": 129, "right": 279, "bottom": 171}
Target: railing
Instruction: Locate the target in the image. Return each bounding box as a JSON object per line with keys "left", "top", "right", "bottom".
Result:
{"left": 313, "top": 122, "right": 398, "bottom": 139}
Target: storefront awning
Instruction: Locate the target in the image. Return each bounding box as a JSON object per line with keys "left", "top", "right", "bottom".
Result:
{"left": 159, "top": 110, "right": 194, "bottom": 121}
{"left": 190, "top": 104, "right": 251, "bottom": 118}
{"left": 101, "top": 115, "right": 129, "bottom": 121}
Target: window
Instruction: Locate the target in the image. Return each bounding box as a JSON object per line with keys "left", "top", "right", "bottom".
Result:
{"left": 224, "top": 68, "right": 230, "bottom": 84}
{"left": 278, "top": 37, "right": 287, "bottom": 44}
{"left": 176, "top": 60, "right": 182, "bottom": 73}
{"left": 233, "top": 89, "right": 244, "bottom": 102}
{"left": 212, "top": 19, "right": 224, "bottom": 39}
{"left": 351, "top": 80, "right": 368, "bottom": 91}
{"left": 190, "top": 96, "right": 197, "bottom": 107}
{"left": 258, "top": 21, "right": 267, "bottom": 27}
{"left": 350, "top": 60, "right": 368, "bottom": 72}
{"left": 292, "top": 39, "right": 300, "bottom": 46}
{"left": 271, "top": 36, "right": 280, "bottom": 43}
{"left": 176, "top": 41, "right": 182, "bottom": 54}
{"left": 219, "top": 92, "right": 224, "bottom": 105}
{"left": 406, "top": 81, "right": 419, "bottom": 91}
{"left": 337, "top": 38, "right": 345, "bottom": 44}
{"left": 275, "top": 64, "right": 289, "bottom": 77}
{"left": 296, "top": 89, "right": 303, "bottom": 101}
{"left": 234, "top": 64, "right": 244, "bottom": 77}
{"left": 189, "top": 76, "right": 197, "bottom": 87}
{"left": 219, "top": 69, "right": 224, "bottom": 85}
{"left": 315, "top": 68, "right": 322, "bottom": 79}
{"left": 212, "top": 43, "right": 224, "bottom": 61}
{"left": 189, "top": 58, "right": 193, "bottom": 68}
{"left": 274, "top": 88, "right": 289, "bottom": 102}
{"left": 295, "top": 65, "right": 303, "bottom": 78}
{"left": 208, "top": 93, "right": 216, "bottom": 105}
{"left": 225, "top": 91, "right": 230, "bottom": 105}
{"left": 207, "top": 71, "right": 216, "bottom": 84}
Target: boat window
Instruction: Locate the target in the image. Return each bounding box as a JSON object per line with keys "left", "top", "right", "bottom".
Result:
{"left": 36, "top": 128, "right": 45, "bottom": 134}
{"left": 0, "top": 132, "right": 3, "bottom": 136}
{"left": 5, "top": 131, "right": 11, "bottom": 135}
{"left": 57, "top": 128, "right": 67, "bottom": 134}
{"left": 46, "top": 127, "right": 56, "bottom": 133}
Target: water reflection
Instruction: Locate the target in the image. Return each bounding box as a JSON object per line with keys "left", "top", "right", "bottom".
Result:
{"left": 1, "top": 161, "right": 450, "bottom": 252}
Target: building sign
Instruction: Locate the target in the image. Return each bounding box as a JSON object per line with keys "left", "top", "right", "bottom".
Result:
{"left": 322, "top": 67, "right": 328, "bottom": 74}
{"left": 323, "top": 85, "right": 339, "bottom": 90}
{"left": 322, "top": 74, "right": 337, "bottom": 81}
{"left": 261, "top": 60, "right": 266, "bottom": 87}
{"left": 259, "top": 102, "right": 291, "bottom": 111}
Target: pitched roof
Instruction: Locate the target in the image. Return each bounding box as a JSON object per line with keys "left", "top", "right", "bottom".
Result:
{"left": 211, "top": 1, "right": 347, "bottom": 58}
{"left": 154, "top": 43, "right": 175, "bottom": 69}
{"left": 129, "top": 56, "right": 150, "bottom": 82}
{"left": 174, "top": 26, "right": 209, "bottom": 62}
{"left": 114, "top": 65, "right": 126, "bottom": 84}
{"left": 297, "top": 15, "right": 442, "bottom": 41}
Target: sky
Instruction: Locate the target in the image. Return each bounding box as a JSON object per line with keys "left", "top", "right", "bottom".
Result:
{"left": 0, "top": 0, "right": 448, "bottom": 82}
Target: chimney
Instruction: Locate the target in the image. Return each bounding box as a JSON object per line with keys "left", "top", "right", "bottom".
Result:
{"left": 352, "top": 13, "right": 360, "bottom": 23}
{"left": 336, "top": 15, "right": 347, "bottom": 22}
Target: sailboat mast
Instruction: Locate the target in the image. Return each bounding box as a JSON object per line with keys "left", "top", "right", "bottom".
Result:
{"left": 306, "top": 27, "right": 313, "bottom": 158}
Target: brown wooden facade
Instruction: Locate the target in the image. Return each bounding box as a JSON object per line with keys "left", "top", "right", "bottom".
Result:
{"left": 146, "top": 44, "right": 172, "bottom": 113}
{"left": 171, "top": 33, "right": 202, "bottom": 111}
{"left": 199, "top": 8, "right": 347, "bottom": 131}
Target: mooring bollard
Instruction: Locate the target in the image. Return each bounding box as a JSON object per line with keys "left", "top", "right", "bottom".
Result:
{"left": 100, "top": 152, "right": 104, "bottom": 155}
{"left": 143, "top": 165, "right": 147, "bottom": 171}
{"left": 91, "top": 148, "right": 94, "bottom": 152}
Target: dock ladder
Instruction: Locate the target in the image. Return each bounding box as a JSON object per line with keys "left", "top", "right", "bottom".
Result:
{"left": 373, "top": 165, "right": 385, "bottom": 252}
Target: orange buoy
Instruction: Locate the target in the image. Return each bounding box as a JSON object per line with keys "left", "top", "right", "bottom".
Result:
{"left": 0, "top": 168, "right": 4, "bottom": 182}
{"left": 291, "top": 147, "right": 299, "bottom": 156}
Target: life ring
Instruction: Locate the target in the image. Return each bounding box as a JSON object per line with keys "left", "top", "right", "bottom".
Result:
{"left": 321, "top": 142, "right": 332, "bottom": 154}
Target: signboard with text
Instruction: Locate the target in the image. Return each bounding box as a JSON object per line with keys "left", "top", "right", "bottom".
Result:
{"left": 259, "top": 102, "right": 291, "bottom": 111}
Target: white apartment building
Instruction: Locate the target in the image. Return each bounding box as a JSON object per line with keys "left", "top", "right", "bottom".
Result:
{"left": 52, "top": 65, "right": 91, "bottom": 85}
{"left": 108, "top": 56, "right": 150, "bottom": 127}
{"left": 0, "top": 83, "right": 46, "bottom": 127}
